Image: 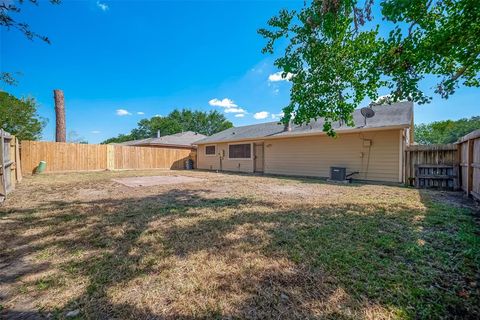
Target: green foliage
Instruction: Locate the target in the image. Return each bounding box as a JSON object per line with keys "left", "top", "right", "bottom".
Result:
{"left": 259, "top": 0, "right": 480, "bottom": 135}
{"left": 102, "top": 109, "right": 233, "bottom": 144}
{"left": 0, "top": 72, "right": 19, "bottom": 86}
{"left": 101, "top": 134, "right": 134, "bottom": 145}
{"left": 0, "top": 0, "right": 61, "bottom": 43}
{"left": 415, "top": 116, "right": 480, "bottom": 144}
{"left": 0, "top": 91, "right": 46, "bottom": 141}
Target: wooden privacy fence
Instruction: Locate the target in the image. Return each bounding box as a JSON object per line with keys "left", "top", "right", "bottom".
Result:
{"left": 404, "top": 144, "right": 458, "bottom": 189}
{"left": 21, "top": 141, "right": 194, "bottom": 174}
{"left": 0, "top": 130, "right": 22, "bottom": 201}
{"left": 457, "top": 129, "right": 480, "bottom": 201}
{"left": 404, "top": 129, "right": 480, "bottom": 201}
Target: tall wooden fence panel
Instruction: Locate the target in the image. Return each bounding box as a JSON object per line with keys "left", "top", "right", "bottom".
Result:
{"left": 114, "top": 145, "right": 191, "bottom": 170}
{"left": 1, "top": 130, "right": 22, "bottom": 201}
{"left": 20, "top": 141, "right": 194, "bottom": 174}
{"left": 457, "top": 130, "right": 480, "bottom": 201}
{"left": 21, "top": 141, "right": 108, "bottom": 174}
{"left": 404, "top": 144, "right": 458, "bottom": 189}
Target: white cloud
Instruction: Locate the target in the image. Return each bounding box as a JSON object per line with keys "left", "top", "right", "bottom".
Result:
{"left": 271, "top": 112, "right": 284, "bottom": 120}
{"left": 253, "top": 111, "right": 269, "bottom": 120}
{"left": 234, "top": 114, "right": 245, "bottom": 118}
{"left": 224, "top": 107, "right": 246, "bottom": 114}
{"left": 268, "top": 71, "right": 293, "bottom": 82}
{"left": 208, "top": 98, "right": 237, "bottom": 108}
{"left": 137, "top": 111, "right": 145, "bottom": 115}
{"left": 209, "top": 98, "right": 247, "bottom": 114}
{"left": 153, "top": 114, "right": 162, "bottom": 117}
{"left": 96, "top": 1, "right": 109, "bottom": 11}
{"left": 91, "top": 130, "right": 101, "bottom": 134}
{"left": 116, "top": 109, "right": 131, "bottom": 116}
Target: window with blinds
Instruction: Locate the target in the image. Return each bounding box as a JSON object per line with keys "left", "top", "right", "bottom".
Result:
{"left": 228, "top": 143, "right": 251, "bottom": 159}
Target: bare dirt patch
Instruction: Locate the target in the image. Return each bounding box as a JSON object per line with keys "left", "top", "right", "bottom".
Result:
{"left": 112, "top": 175, "right": 204, "bottom": 187}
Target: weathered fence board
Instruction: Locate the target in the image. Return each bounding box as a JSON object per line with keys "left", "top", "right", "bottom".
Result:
{"left": 457, "top": 129, "right": 480, "bottom": 201}
{"left": 404, "top": 144, "right": 459, "bottom": 189}
{"left": 404, "top": 130, "right": 480, "bottom": 200}
{"left": 1, "top": 130, "right": 22, "bottom": 201}
{"left": 20, "top": 141, "right": 194, "bottom": 174}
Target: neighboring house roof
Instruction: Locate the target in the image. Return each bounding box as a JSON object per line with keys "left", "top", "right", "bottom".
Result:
{"left": 116, "top": 131, "right": 207, "bottom": 148}
{"left": 197, "top": 102, "right": 413, "bottom": 144}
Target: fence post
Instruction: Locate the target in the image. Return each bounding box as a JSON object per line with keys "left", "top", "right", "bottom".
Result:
{"left": 466, "top": 138, "right": 474, "bottom": 196}
{"left": 9, "top": 136, "right": 16, "bottom": 191}
{"left": 0, "top": 129, "right": 6, "bottom": 198}
{"left": 106, "top": 145, "right": 115, "bottom": 170}
{"left": 15, "top": 138, "right": 22, "bottom": 182}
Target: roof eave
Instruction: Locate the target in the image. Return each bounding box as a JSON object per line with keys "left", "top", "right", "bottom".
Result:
{"left": 197, "top": 124, "right": 409, "bottom": 145}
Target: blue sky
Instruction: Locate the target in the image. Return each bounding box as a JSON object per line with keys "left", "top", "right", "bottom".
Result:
{"left": 1, "top": 0, "right": 478, "bottom": 143}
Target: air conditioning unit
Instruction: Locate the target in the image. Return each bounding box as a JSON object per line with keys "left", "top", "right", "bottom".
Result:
{"left": 330, "top": 167, "right": 346, "bottom": 181}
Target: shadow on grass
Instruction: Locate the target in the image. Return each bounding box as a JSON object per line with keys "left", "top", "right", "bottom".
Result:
{"left": 1, "top": 187, "right": 479, "bottom": 319}
{"left": 197, "top": 169, "right": 406, "bottom": 189}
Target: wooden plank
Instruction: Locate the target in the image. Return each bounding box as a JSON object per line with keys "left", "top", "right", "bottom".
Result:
{"left": 467, "top": 139, "right": 474, "bottom": 196}
{"left": 406, "top": 144, "right": 457, "bottom": 152}
{"left": 15, "top": 138, "right": 22, "bottom": 182}
{"left": 9, "top": 136, "right": 16, "bottom": 191}
{"left": 417, "top": 174, "right": 457, "bottom": 179}
{"left": 0, "top": 130, "right": 7, "bottom": 197}
{"left": 472, "top": 137, "right": 480, "bottom": 198}
{"left": 18, "top": 141, "right": 195, "bottom": 173}
{"left": 417, "top": 164, "right": 456, "bottom": 169}
{"left": 457, "top": 129, "right": 480, "bottom": 143}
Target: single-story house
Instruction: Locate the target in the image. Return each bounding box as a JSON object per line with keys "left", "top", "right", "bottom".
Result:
{"left": 115, "top": 131, "right": 206, "bottom": 149}
{"left": 196, "top": 102, "right": 414, "bottom": 183}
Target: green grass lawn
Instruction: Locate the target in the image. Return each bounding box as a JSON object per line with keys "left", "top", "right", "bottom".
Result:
{"left": 0, "top": 170, "right": 478, "bottom": 319}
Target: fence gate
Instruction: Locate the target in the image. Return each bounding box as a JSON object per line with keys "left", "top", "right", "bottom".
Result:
{"left": 0, "top": 129, "right": 21, "bottom": 202}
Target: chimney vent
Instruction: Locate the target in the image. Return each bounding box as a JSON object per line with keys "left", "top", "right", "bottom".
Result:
{"left": 157, "top": 130, "right": 161, "bottom": 138}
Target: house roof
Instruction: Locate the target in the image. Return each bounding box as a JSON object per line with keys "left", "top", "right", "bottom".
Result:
{"left": 115, "top": 131, "right": 207, "bottom": 148}
{"left": 197, "top": 102, "right": 413, "bottom": 144}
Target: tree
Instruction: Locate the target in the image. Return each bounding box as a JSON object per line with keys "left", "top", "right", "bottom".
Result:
{"left": 1, "top": 0, "right": 61, "bottom": 85}
{"left": 102, "top": 109, "right": 233, "bottom": 144}
{"left": 415, "top": 116, "right": 480, "bottom": 144}
{"left": 259, "top": 0, "right": 480, "bottom": 135}
{"left": 0, "top": 91, "right": 46, "bottom": 140}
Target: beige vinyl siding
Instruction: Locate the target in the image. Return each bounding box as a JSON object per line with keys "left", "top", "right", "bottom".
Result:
{"left": 197, "top": 143, "right": 254, "bottom": 173}
{"left": 264, "top": 129, "right": 401, "bottom": 182}
{"left": 197, "top": 129, "right": 402, "bottom": 182}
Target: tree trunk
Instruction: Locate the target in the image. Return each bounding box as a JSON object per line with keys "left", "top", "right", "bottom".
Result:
{"left": 54, "top": 89, "right": 66, "bottom": 142}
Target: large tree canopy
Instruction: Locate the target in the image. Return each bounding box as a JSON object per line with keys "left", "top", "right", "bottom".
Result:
{"left": 259, "top": 0, "right": 480, "bottom": 135}
{"left": 102, "top": 109, "right": 233, "bottom": 144}
{"left": 415, "top": 116, "right": 480, "bottom": 144}
{"left": 0, "top": 91, "right": 46, "bottom": 140}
